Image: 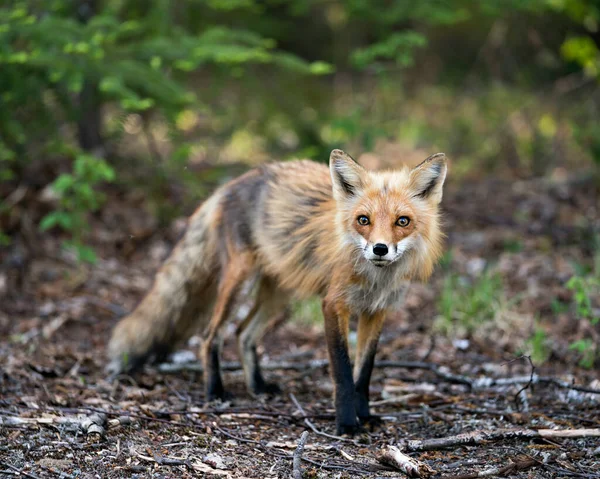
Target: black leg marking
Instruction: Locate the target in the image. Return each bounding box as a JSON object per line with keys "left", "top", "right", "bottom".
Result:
{"left": 354, "top": 340, "right": 381, "bottom": 426}
{"left": 205, "top": 342, "right": 225, "bottom": 401}
{"left": 323, "top": 308, "right": 358, "bottom": 435}
{"left": 248, "top": 345, "right": 281, "bottom": 396}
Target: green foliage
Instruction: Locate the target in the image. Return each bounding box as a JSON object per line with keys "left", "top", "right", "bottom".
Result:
{"left": 3, "top": 0, "right": 600, "bottom": 259}
{"left": 525, "top": 326, "right": 552, "bottom": 364}
{"left": 564, "top": 241, "right": 599, "bottom": 368}
{"left": 0, "top": 232, "right": 10, "bottom": 247}
{"left": 352, "top": 32, "right": 427, "bottom": 70}
{"left": 503, "top": 239, "right": 524, "bottom": 253}
{"left": 552, "top": 0, "right": 600, "bottom": 166}
{"left": 436, "top": 271, "right": 504, "bottom": 336}
{"left": 569, "top": 339, "right": 596, "bottom": 369}
{"left": 324, "top": 106, "right": 388, "bottom": 152}
{"left": 561, "top": 36, "right": 599, "bottom": 75}
{"left": 567, "top": 275, "right": 599, "bottom": 324}
{"left": 551, "top": 298, "right": 570, "bottom": 314}
{"left": 0, "top": 0, "right": 333, "bottom": 259}
{"left": 0, "top": 1, "right": 323, "bottom": 167}
{"left": 40, "top": 154, "right": 115, "bottom": 263}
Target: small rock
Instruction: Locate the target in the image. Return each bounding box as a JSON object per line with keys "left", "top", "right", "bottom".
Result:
{"left": 466, "top": 257, "right": 486, "bottom": 276}
{"left": 203, "top": 452, "right": 226, "bottom": 469}
{"left": 170, "top": 350, "right": 197, "bottom": 364}
{"left": 38, "top": 458, "right": 72, "bottom": 470}
{"left": 39, "top": 301, "right": 56, "bottom": 317}
{"left": 453, "top": 339, "right": 470, "bottom": 351}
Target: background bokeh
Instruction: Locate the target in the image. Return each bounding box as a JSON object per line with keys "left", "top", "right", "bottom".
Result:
{"left": 1, "top": 0, "right": 599, "bottom": 368}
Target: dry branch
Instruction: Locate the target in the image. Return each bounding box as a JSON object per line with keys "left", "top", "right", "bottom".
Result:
{"left": 80, "top": 412, "right": 107, "bottom": 440}
{"left": 0, "top": 412, "right": 108, "bottom": 440}
{"left": 292, "top": 431, "right": 309, "bottom": 479}
{"left": 440, "top": 456, "right": 537, "bottom": 479}
{"left": 400, "top": 428, "right": 600, "bottom": 452}
{"left": 376, "top": 446, "right": 435, "bottom": 478}
{"left": 289, "top": 393, "right": 356, "bottom": 443}
{"left": 0, "top": 462, "right": 41, "bottom": 479}
{"left": 158, "top": 359, "right": 329, "bottom": 373}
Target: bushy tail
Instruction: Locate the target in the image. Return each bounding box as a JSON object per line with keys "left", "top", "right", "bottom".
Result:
{"left": 107, "top": 194, "right": 222, "bottom": 375}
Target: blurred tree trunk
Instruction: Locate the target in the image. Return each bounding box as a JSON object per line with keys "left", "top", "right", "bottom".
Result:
{"left": 76, "top": 0, "right": 104, "bottom": 154}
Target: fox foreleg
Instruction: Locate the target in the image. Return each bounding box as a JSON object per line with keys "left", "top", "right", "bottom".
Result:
{"left": 353, "top": 311, "right": 386, "bottom": 425}
{"left": 322, "top": 296, "right": 358, "bottom": 435}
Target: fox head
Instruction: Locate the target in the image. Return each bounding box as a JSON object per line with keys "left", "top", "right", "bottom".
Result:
{"left": 329, "top": 149, "right": 447, "bottom": 281}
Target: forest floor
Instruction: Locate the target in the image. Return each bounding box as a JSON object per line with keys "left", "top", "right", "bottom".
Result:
{"left": 1, "top": 171, "right": 599, "bottom": 478}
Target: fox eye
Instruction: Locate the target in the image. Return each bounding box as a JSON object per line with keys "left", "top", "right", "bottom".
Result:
{"left": 357, "top": 215, "right": 370, "bottom": 226}
{"left": 396, "top": 216, "right": 410, "bottom": 227}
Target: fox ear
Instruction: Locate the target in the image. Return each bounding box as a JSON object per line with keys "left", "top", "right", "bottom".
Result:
{"left": 409, "top": 153, "right": 447, "bottom": 204}
{"left": 329, "top": 149, "right": 366, "bottom": 200}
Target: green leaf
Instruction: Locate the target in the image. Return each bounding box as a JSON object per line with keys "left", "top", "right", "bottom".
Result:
{"left": 76, "top": 244, "right": 97, "bottom": 264}
{"left": 351, "top": 31, "right": 427, "bottom": 70}
{"left": 40, "top": 211, "right": 74, "bottom": 231}
{"left": 309, "top": 61, "right": 334, "bottom": 75}
{"left": 52, "top": 174, "right": 75, "bottom": 194}
{"left": 120, "top": 97, "right": 155, "bottom": 111}
{"left": 569, "top": 338, "right": 593, "bottom": 353}
{"left": 67, "top": 72, "right": 84, "bottom": 93}
{"left": 0, "top": 232, "right": 11, "bottom": 246}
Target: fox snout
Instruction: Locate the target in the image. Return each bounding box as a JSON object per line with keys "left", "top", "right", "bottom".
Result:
{"left": 365, "top": 241, "right": 395, "bottom": 265}
{"left": 363, "top": 236, "right": 417, "bottom": 266}
{"left": 372, "top": 243, "right": 388, "bottom": 256}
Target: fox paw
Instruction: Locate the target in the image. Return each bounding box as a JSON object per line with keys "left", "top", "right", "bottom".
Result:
{"left": 252, "top": 381, "right": 281, "bottom": 397}
{"left": 205, "top": 390, "right": 233, "bottom": 403}
{"left": 336, "top": 422, "right": 360, "bottom": 436}
{"left": 358, "top": 415, "right": 383, "bottom": 430}
{"left": 205, "top": 380, "right": 228, "bottom": 402}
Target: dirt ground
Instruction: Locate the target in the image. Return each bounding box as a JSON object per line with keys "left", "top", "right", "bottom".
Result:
{"left": 1, "top": 173, "right": 599, "bottom": 478}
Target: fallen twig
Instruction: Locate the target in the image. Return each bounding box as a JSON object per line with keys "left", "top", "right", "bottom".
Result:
{"left": 400, "top": 428, "right": 600, "bottom": 452}
{"left": 0, "top": 462, "right": 41, "bottom": 479}
{"left": 292, "top": 431, "right": 309, "bottom": 479}
{"left": 0, "top": 411, "right": 108, "bottom": 440}
{"left": 376, "top": 445, "right": 435, "bottom": 478}
{"left": 289, "top": 393, "right": 356, "bottom": 444}
{"left": 51, "top": 406, "right": 190, "bottom": 428}
{"left": 296, "top": 456, "right": 373, "bottom": 475}
{"left": 158, "top": 359, "right": 329, "bottom": 373}
{"left": 133, "top": 448, "right": 193, "bottom": 471}
{"left": 149, "top": 448, "right": 192, "bottom": 469}
{"left": 37, "top": 465, "right": 79, "bottom": 479}
{"left": 440, "top": 456, "right": 537, "bottom": 479}
{"left": 212, "top": 421, "right": 371, "bottom": 475}
{"left": 80, "top": 412, "right": 107, "bottom": 440}
{"left": 511, "top": 355, "right": 534, "bottom": 412}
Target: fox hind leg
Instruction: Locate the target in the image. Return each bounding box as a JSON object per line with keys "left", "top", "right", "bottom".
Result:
{"left": 236, "top": 277, "right": 289, "bottom": 396}
{"left": 201, "top": 252, "right": 254, "bottom": 401}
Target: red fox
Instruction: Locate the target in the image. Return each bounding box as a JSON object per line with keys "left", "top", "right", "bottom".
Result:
{"left": 108, "top": 149, "right": 447, "bottom": 434}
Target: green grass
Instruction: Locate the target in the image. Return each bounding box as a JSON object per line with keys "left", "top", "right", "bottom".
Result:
{"left": 435, "top": 270, "right": 505, "bottom": 337}
{"left": 564, "top": 240, "right": 600, "bottom": 368}
{"left": 525, "top": 326, "right": 552, "bottom": 365}
{"left": 291, "top": 297, "right": 324, "bottom": 327}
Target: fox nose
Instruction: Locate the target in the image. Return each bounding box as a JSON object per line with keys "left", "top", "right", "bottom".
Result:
{"left": 373, "top": 243, "right": 388, "bottom": 257}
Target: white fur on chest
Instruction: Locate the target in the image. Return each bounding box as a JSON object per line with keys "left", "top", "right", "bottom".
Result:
{"left": 345, "top": 266, "right": 410, "bottom": 314}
